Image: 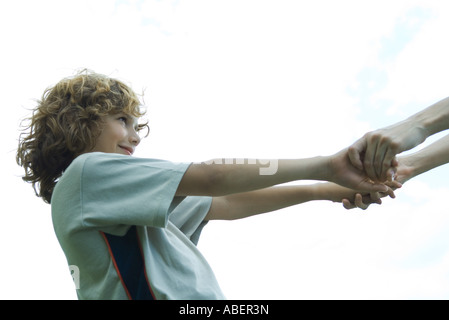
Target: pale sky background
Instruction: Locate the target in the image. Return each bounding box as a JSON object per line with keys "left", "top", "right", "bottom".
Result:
{"left": 1, "top": 0, "right": 449, "bottom": 299}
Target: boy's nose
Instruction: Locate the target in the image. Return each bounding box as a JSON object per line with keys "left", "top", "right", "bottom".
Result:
{"left": 130, "top": 130, "right": 141, "bottom": 146}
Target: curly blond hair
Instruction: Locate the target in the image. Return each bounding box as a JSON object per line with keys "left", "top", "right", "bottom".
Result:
{"left": 16, "top": 70, "right": 148, "bottom": 204}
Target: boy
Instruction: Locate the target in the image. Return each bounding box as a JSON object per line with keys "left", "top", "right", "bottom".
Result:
{"left": 16, "top": 70, "right": 397, "bottom": 299}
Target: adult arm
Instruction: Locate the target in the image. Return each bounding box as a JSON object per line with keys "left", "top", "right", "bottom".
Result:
{"left": 395, "top": 133, "right": 449, "bottom": 184}
{"left": 348, "top": 96, "right": 449, "bottom": 181}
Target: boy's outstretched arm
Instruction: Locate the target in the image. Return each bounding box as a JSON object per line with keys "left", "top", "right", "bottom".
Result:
{"left": 175, "top": 148, "right": 389, "bottom": 197}
{"left": 204, "top": 183, "right": 396, "bottom": 221}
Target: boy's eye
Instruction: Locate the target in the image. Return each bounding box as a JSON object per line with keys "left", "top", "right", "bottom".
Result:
{"left": 118, "top": 117, "right": 127, "bottom": 124}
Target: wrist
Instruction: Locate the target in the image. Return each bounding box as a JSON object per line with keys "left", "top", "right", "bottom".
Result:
{"left": 310, "top": 183, "right": 326, "bottom": 201}
{"left": 319, "top": 150, "right": 346, "bottom": 184}
{"left": 285, "top": 156, "right": 329, "bottom": 182}
{"left": 397, "top": 155, "right": 418, "bottom": 184}
{"left": 311, "top": 155, "right": 332, "bottom": 182}
{"left": 416, "top": 115, "right": 435, "bottom": 138}
{"left": 409, "top": 152, "right": 438, "bottom": 178}
{"left": 313, "top": 182, "right": 352, "bottom": 202}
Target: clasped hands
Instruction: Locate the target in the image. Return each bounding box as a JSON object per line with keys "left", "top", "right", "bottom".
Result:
{"left": 327, "top": 97, "right": 447, "bottom": 210}
{"left": 337, "top": 129, "right": 412, "bottom": 210}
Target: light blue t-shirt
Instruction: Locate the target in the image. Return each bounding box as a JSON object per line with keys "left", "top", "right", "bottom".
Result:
{"left": 51, "top": 152, "right": 225, "bottom": 300}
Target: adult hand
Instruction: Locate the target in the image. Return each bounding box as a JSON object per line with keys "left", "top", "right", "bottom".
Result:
{"left": 348, "top": 120, "right": 428, "bottom": 182}
{"left": 327, "top": 148, "right": 391, "bottom": 193}
{"left": 392, "top": 156, "right": 417, "bottom": 185}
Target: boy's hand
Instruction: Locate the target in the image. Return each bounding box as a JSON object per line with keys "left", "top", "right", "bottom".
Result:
{"left": 322, "top": 179, "right": 400, "bottom": 211}
{"left": 342, "top": 179, "right": 401, "bottom": 210}
{"left": 342, "top": 193, "right": 376, "bottom": 210}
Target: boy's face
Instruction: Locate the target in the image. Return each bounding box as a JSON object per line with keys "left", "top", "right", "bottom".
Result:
{"left": 90, "top": 113, "right": 141, "bottom": 156}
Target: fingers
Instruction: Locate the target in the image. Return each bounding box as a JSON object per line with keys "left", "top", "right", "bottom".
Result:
{"left": 342, "top": 187, "right": 398, "bottom": 211}
{"left": 391, "top": 156, "right": 399, "bottom": 168}
{"left": 362, "top": 134, "right": 379, "bottom": 181}
{"left": 358, "top": 180, "right": 389, "bottom": 193}
{"left": 378, "top": 186, "right": 398, "bottom": 199}
{"left": 342, "top": 194, "right": 370, "bottom": 210}
{"left": 379, "top": 150, "right": 399, "bottom": 181}
{"left": 386, "top": 166, "right": 397, "bottom": 182}
{"left": 348, "top": 139, "right": 366, "bottom": 171}
{"left": 362, "top": 132, "right": 402, "bottom": 181}
{"left": 355, "top": 193, "right": 371, "bottom": 210}
{"left": 368, "top": 191, "right": 382, "bottom": 204}
{"left": 385, "top": 179, "right": 403, "bottom": 191}
{"left": 342, "top": 198, "right": 357, "bottom": 210}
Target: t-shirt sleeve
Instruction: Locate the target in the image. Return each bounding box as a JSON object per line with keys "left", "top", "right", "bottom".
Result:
{"left": 80, "top": 153, "right": 190, "bottom": 233}
{"left": 169, "top": 196, "right": 212, "bottom": 245}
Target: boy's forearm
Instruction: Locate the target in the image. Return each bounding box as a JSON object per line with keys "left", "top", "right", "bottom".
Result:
{"left": 179, "top": 156, "right": 330, "bottom": 197}
{"left": 206, "top": 184, "right": 323, "bottom": 221}
{"left": 205, "top": 183, "right": 357, "bottom": 221}
{"left": 214, "top": 157, "right": 329, "bottom": 195}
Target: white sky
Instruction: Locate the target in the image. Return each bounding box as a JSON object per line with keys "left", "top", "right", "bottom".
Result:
{"left": 1, "top": 0, "right": 449, "bottom": 299}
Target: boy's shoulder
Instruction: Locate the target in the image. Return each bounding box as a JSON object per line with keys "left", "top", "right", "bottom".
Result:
{"left": 71, "top": 151, "right": 103, "bottom": 164}
{"left": 55, "top": 153, "right": 122, "bottom": 196}
{"left": 71, "top": 152, "right": 127, "bottom": 168}
{"left": 74, "top": 151, "right": 119, "bottom": 162}
{"left": 64, "top": 152, "right": 115, "bottom": 179}
{"left": 66, "top": 152, "right": 190, "bottom": 180}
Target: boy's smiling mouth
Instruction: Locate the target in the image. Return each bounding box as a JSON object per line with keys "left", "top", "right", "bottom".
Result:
{"left": 119, "top": 145, "right": 134, "bottom": 155}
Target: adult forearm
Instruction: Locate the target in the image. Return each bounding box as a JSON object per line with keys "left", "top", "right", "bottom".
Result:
{"left": 406, "top": 133, "right": 449, "bottom": 178}
{"left": 348, "top": 96, "right": 449, "bottom": 182}
{"left": 412, "top": 96, "right": 449, "bottom": 137}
